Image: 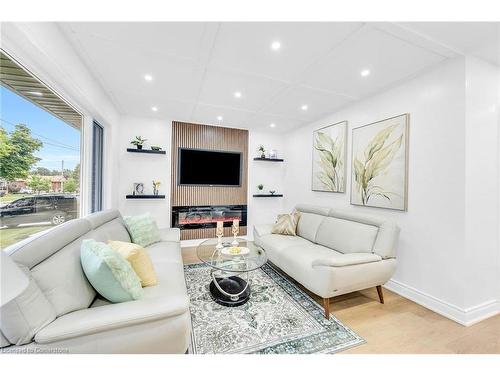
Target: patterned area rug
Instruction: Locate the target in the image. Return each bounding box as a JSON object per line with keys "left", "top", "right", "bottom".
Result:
{"left": 185, "top": 262, "right": 365, "bottom": 354}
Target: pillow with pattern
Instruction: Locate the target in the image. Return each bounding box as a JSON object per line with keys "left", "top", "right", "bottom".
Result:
{"left": 271, "top": 210, "right": 301, "bottom": 236}
{"left": 123, "top": 213, "right": 161, "bottom": 247}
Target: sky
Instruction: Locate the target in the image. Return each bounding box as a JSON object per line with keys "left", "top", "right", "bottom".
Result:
{"left": 0, "top": 86, "right": 81, "bottom": 171}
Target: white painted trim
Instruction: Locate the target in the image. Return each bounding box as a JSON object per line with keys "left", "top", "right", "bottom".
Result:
{"left": 385, "top": 279, "right": 500, "bottom": 326}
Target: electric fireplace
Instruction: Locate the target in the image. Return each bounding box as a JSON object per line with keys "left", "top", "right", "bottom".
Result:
{"left": 171, "top": 205, "right": 247, "bottom": 230}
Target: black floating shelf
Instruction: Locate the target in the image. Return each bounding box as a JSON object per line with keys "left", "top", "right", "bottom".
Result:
{"left": 253, "top": 194, "right": 283, "bottom": 198}
{"left": 253, "top": 157, "right": 284, "bottom": 162}
{"left": 127, "top": 148, "right": 166, "bottom": 154}
{"left": 126, "top": 195, "right": 165, "bottom": 199}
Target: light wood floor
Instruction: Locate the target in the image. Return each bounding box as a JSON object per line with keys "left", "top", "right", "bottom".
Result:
{"left": 182, "top": 246, "right": 500, "bottom": 354}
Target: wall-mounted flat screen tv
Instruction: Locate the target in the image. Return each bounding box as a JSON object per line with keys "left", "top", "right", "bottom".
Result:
{"left": 178, "top": 148, "right": 242, "bottom": 186}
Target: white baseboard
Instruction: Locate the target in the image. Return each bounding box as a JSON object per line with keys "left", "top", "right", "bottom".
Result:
{"left": 384, "top": 279, "right": 500, "bottom": 326}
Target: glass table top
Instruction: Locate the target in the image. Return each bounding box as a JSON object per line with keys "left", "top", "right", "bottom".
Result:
{"left": 196, "top": 237, "right": 267, "bottom": 272}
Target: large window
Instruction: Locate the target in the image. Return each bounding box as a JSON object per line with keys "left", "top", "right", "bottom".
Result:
{"left": 0, "top": 51, "right": 83, "bottom": 249}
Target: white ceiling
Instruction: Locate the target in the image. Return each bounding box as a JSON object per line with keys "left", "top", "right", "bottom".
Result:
{"left": 58, "top": 22, "right": 500, "bottom": 132}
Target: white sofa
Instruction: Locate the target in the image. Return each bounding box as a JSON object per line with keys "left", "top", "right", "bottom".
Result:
{"left": 0, "top": 209, "right": 191, "bottom": 354}
{"left": 254, "top": 204, "right": 400, "bottom": 318}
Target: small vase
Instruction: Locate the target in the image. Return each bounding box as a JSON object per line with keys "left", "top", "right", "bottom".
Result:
{"left": 137, "top": 145, "right": 143, "bottom": 150}
{"left": 260, "top": 153, "right": 265, "bottom": 159}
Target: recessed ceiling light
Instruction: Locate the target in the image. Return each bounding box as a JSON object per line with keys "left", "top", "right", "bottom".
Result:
{"left": 234, "top": 91, "right": 242, "bottom": 98}
{"left": 360, "top": 69, "right": 371, "bottom": 77}
{"left": 301, "top": 104, "right": 308, "bottom": 111}
{"left": 270, "top": 123, "right": 276, "bottom": 128}
{"left": 217, "top": 116, "right": 223, "bottom": 121}
{"left": 271, "top": 41, "right": 281, "bottom": 51}
{"left": 144, "top": 74, "right": 153, "bottom": 81}
{"left": 27, "top": 91, "right": 43, "bottom": 96}
{"left": 151, "top": 106, "right": 158, "bottom": 112}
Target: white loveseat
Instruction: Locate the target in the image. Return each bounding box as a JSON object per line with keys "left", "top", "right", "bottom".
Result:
{"left": 254, "top": 204, "right": 400, "bottom": 318}
{"left": 0, "top": 209, "right": 191, "bottom": 354}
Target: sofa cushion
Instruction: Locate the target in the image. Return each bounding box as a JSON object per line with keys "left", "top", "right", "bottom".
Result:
{"left": 123, "top": 213, "right": 161, "bottom": 247}
{"left": 255, "top": 234, "right": 313, "bottom": 264}
{"left": 30, "top": 235, "right": 96, "bottom": 317}
{"left": 7, "top": 218, "right": 91, "bottom": 269}
{"left": 311, "top": 250, "right": 382, "bottom": 267}
{"left": 315, "top": 216, "right": 378, "bottom": 254}
{"left": 0, "top": 265, "right": 56, "bottom": 345}
{"left": 146, "top": 241, "right": 183, "bottom": 265}
{"left": 108, "top": 241, "right": 158, "bottom": 287}
{"left": 296, "top": 212, "right": 325, "bottom": 242}
{"left": 81, "top": 240, "right": 143, "bottom": 303}
{"left": 86, "top": 218, "right": 131, "bottom": 244}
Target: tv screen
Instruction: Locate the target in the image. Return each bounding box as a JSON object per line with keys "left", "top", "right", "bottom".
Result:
{"left": 178, "top": 148, "right": 242, "bottom": 186}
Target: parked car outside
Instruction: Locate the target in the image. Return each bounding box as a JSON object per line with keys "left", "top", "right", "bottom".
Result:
{"left": 0, "top": 194, "right": 78, "bottom": 228}
{"left": 18, "top": 188, "right": 34, "bottom": 194}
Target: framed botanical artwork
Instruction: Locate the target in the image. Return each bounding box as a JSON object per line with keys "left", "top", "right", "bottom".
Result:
{"left": 351, "top": 114, "right": 409, "bottom": 211}
{"left": 312, "top": 121, "right": 347, "bottom": 193}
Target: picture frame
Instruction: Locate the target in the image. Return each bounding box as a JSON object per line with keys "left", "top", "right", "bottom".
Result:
{"left": 311, "top": 121, "right": 347, "bottom": 193}
{"left": 133, "top": 182, "right": 145, "bottom": 195}
{"left": 350, "top": 114, "right": 409, "bottom": 211}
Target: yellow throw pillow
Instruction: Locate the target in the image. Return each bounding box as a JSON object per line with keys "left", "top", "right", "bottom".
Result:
{"left": 107, "top": 240, "right": 158, "bottom": 287}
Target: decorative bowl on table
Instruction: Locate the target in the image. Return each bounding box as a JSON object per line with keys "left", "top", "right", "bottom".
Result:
{"left": 221, "top": 246, "right": 250, "bottom": 256}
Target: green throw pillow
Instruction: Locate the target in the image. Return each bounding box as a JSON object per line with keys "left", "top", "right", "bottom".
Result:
{"left": 80, "top": 239, "right": 143, "bottom": 303}
{"left": 123, "top": 213, "right": 161, "bottom": 247}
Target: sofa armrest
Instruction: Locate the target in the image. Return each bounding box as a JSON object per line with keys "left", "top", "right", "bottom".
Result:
{"left": 253, "top": 224, "right": 274, "bottom": 238}
{"left": 159, "top": 227, "right": 180, "bottom": 242}
{"left": 34, "top": 295, "right": 189, "bottom": 344}
{"left": 312, "top": 253, "right": 382, "bottom": 267}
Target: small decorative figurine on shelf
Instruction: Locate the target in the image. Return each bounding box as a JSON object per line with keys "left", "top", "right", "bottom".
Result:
{"left": 231, "top": 219, "right": 239, "bottom": 246}
{"left": 269, "top": 149, "right": 278, "bottom": 159}
{"left": 130, "top": 136, "right": 147, "bottom": 150}
{"left": 151, "top": 145, "right": 162, "bottom": 151}
{"left": 216, "top": 221, "right": 224, "bottom": 249}
{"left": 257, "top": 184, "right": 264, "bottom": 192}
{"left": 152, "top": 180, "right": 161, "bottom": 195}
{"left": 257, "top": 145, "right": 266, "bottom": 158}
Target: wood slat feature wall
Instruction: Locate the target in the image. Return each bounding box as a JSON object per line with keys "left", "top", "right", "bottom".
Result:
{"left": 171, "top": 121, "right": 249, "bottom": 240}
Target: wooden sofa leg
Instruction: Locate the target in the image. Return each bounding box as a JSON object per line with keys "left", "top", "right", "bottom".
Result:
{"left": 323, "top": 297, "right": 330, "bottom": 319}
{"left": 376, "top": 285, "right": 385, "bottom": 304}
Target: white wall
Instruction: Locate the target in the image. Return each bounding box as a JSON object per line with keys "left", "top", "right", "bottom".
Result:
{"left": 283, "top": 57, "right": 499, "bottom": 325}
{"left": 464, "top": 56, "right": 500, "bottom": 321}
{"left": 247, "top": 131, "right": 286, "bottom": 235}
{"left": 116, "top": 116, "right": 172, "bottom": 228}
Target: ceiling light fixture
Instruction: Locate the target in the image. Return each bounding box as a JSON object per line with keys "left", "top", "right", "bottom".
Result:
{"left": 360, "top": 69, "right": 371, "bottom": 77}
{"left": 217, "top": 116, "right": 223, "bottom": 121}
{"left": 27, "top": 91, "right": 43, "bottom": 96}
{"left": 144, "top": 74, "right": 153, "bottom": 81}
{"left": 234, "top": 91, "right": 242, "bottom": 98}
{"left": 301, "top": 104, "right": 308, "bottom": 111}
{"left": 270, "top": 123, "right": 276, "bottom": 128}
{"left": 151, "top": 106, "right": 158, "bottom": 112}
{"left": 271, "top": 41, "right": 281, "bottom": 51}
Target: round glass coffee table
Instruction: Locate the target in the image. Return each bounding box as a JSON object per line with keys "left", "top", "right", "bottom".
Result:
{"left": 196, "top": 237, "right": 267, "bottom": 307}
